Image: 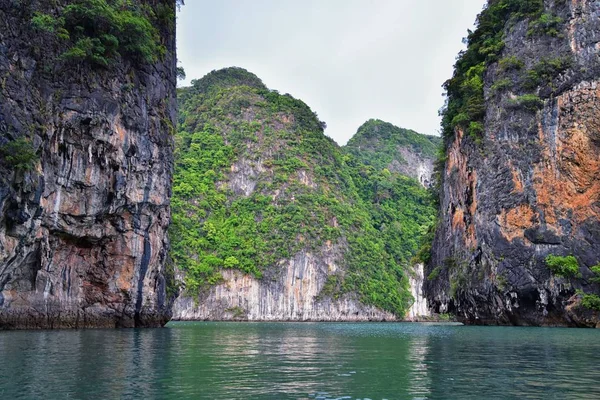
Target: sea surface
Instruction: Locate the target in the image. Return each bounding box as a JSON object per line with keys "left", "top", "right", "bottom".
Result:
{"left": 1, "top": 322, "right": 600, "bottom": 399}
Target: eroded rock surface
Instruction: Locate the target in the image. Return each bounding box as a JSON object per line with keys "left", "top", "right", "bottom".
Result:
{"left": 425, "top": 0, "right": 600, "bottom": 326}
{"left": 0, "top": 1, "right": 177, "bottom": 329}
{"left": 173, "top": 243, "right": 396, "bottom": 321}
{"left": 406, "top": 263, "right": 430, "bottom": 321}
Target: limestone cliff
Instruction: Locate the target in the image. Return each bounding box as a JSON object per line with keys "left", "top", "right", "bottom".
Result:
{"left": 173, "top": 244, "right": 397, "bottom": 322}
{"left": 344, "top": 119, "right": 442, "bottom": 188}
{"left": 425, "top": 0, "right": 600, "bottom": 327}
{"left": 0, "top": 1, "right": 177, "bottom": 329}
{"left": 171, "top": 68, "right": 437, "bottom": 321}
{"left": 406, "top": 263, "right": 430, "bottom": 321}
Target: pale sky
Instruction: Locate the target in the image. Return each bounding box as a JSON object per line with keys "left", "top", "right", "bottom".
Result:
{"left": 176, "top": 0, "right": 485, "bottom": 145}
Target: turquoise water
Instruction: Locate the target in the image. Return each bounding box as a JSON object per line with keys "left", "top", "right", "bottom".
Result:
{"left": 1, "top": 322, "right": 599, "bottom": 399}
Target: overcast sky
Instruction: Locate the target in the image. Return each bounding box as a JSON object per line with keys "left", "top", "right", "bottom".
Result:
{"left": 177, "top": 0, "right": 486, "bottom": 145}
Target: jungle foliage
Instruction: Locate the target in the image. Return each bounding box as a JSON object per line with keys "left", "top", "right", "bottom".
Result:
{"left": 0, "top": 138, "right": 38, "bottom": 172}
{"left": 344, "top": 119, "right": 441, "bottom": 173}
{"left": 171, "top": 68, "right": 437, "bottom": 316}
{"left": 30, "top": 0, "right": 169, "bottom": 67}
{"left": 545, "top": 255, "right": 581, "bottom": 278}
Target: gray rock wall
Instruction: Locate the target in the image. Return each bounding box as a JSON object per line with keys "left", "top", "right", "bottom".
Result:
{"left": 173, "top": 243, "right": 397, "bottom": 321}
{"left": 406, "top": 263, "right": 430, "bottom": 321}
{"left": 425, "top": 0, "right": 600, "bottom": 327}
{"left": 0, "top": 1, "right": 177, "bottom": 329}
{"left": 388, "top": 147, "right": 435, "bottom": 188}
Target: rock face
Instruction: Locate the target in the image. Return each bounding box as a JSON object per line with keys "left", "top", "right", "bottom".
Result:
{"left": 425, "top": 0, "right": 600, "bottom": 326}
{"left": 344, "top": 119, "right": 441, "bottom": 188}
{"left": 390, "top": 148, "right": 435, "bottom": 188}
{"left": 173, "top": 244, "right": 396, "bottom": 321}
{"left": 0, "top": 1, "right": 177, "bottom": 329}
{"left": 406, "top": 263, "right": 430, "bottom": 321}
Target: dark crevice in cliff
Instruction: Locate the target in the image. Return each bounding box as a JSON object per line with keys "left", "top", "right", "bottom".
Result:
{"left": 135, "top": 231, "right": 152, "bottom": 325}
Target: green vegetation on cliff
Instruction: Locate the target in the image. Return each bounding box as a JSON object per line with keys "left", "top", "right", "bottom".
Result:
{"left": 171, "top": 67, "right": 436, "bottom": 316}
{"left": 0, "top": 138, "right": 38, "bottom": 172}
{"left": 344, "top": 119, "right": 441, "bottom": 173}
{"left": 545, "top": 255, "right": 580, "bottom": 278}
{"left": 581, "top": 293, "right": 600, "bottom": 312}
{"left": 30, "top": 0, "right": 170, "bottom": 66}
{"left": 346, "top": 158, "right": 437, "bottom": 271}
{"left": 440, "top": 0, "right": 561, "bottom": 141}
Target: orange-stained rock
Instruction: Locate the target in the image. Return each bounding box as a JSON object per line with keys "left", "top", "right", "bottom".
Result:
{"left": 533, "top": 84, "right": 600, "bottom": 228}
{"left": 499, "top": 205, "right": 536, "bottom": 242}
{"left": 510, "top": 166, "right": 524, "bottom": 194}
{"left": 425, "top": 0, "right": 600, "bottom": 327}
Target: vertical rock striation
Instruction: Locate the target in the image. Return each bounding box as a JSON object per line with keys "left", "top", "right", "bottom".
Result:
{"left": 0, "top": 1, "right": 177, "bottom": 329}
{"left": 173, "top": 243, "right": 396, "bottom": 321}
{"left": 406, "top": 263, "right": 430, "bottom": 321}
{"left": 426, "top": 0, "right": 600, "bottom": 326}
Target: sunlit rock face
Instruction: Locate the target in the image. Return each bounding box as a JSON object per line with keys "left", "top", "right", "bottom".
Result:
{"left": 389, "top": 148, "right": 435, "bottom": 188}
{"left": 406, "top": 263, "right": 430, "bottom": 321}
{"left": 0, "top": 1, "right": 177, "bottom": 329}
{"left": 173, "top": 244, "right": 396, "bottom": 322}
{"left": 425, "top": 0, "right": 600, "bottom": 327}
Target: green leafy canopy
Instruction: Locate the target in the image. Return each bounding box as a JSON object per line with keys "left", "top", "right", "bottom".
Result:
{"left": 30, "top": 0, "right": 168, "bottom": 67}
{"left": 171, "top": 68, "right": 437, "bottom": 316}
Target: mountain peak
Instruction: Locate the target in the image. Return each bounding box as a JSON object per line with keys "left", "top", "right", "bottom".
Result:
{"left": 344, "top": 119, "right": 441, "bottom": 187}
{"left": 190, "top": 67, "right": 267, "bottom": 94}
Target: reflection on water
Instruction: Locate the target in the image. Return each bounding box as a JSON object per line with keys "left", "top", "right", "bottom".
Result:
{"left": 407, "top": 336, "right": 431, "bottom": 398}
{"left": 1, "top": 322, "right": 600, "bottom": 399}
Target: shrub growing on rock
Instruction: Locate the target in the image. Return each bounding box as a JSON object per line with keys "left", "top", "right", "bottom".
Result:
{"left": 581, "top": 293, "right": 600, "bottom": 311}
{"left": 0, "top": 138, "right": 38, "bottom": 172}
{"left": 545, "top": 255, "right": 580, "bottom": 278}
{"left": 31, "top": 0, "right": 165, "bottom": 67}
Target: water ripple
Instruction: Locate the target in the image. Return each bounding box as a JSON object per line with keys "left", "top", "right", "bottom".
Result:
{"left": 1, "top": 323, "right": 600, "bottom": 399}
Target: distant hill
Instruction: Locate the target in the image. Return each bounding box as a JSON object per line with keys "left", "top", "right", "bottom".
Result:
{"left": 344, "top": 119, "right": 442, "bottom": 187}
